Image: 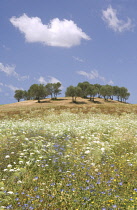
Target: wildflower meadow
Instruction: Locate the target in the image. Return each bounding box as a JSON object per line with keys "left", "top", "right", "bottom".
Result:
{"left": 1, "top": 106, "right": 137, "bottom": 209}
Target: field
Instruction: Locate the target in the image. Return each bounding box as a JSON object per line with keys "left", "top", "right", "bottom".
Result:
{"left": 1, "top": 97, "right": 137, "bottom": 209}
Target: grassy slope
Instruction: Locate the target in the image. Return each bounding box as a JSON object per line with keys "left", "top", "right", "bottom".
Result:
{"left": 0, "top": 97, "right": 137, "bottom": 119}
{"left": 1, "top": 97, "right": 137, "bottom": 209}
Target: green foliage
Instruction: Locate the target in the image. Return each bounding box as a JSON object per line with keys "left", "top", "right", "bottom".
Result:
{"left": 77, "top": 81, "right": 90, "bottom": 98}
{"left": 65, "top": 85, "right": 82, "bottom": 102}
{"left": 66, "top": 82, "right": 130, "bottom": 103}
{"left": 45, "top": 82, "right": 61, "bottom": 99}
{"left": 28, "top": 84, "right": 47, "bottom": 102}
{"left": 86, "top": 84, "right": 98, "bottom": 101}
{"left": 119, "top": 87, "right": 130, "bottom": 102}
{"left": 14, "top": 82, "right": 62, "bottom": 103}
{"left": 14, "top": 90, "right": 24, "bottom": 102}
{"left": 100, "top": 85, "right": 113, "bottom": 100}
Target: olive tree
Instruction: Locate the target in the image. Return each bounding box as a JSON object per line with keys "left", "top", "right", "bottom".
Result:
{"left": 14, "top": 90, "right": 24, "bottom": 102}
{"left": 65, "top": 85, "right": 82, "bottom": 102}
{"left": 86, "top": 84, "right": 98, "bottom": 101}
{"left": 28, "top": 84, "right": 47, "bottom": 102}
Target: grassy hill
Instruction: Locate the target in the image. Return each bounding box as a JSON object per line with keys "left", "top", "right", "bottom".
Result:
{"left": 1, "top": 97, "right": 137, "bottom": 209}
{"left": 0, "top": 97, "right": 137, "bottom": 119}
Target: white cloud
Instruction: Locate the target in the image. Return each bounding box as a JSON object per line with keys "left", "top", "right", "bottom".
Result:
{"left": 0, "top": 82, "right": 3, "bottom": 86}
{"left": 73, "top": 56, "right": 84, "bottom": 62}
{"left": 0, "top": 62, "right": 29, "bottom": 81}
{"left": 0, "top": 63, "right": 17, "bottom": 77}
{"left": 5, "top": 84, "right": 23, "bottom": 92}
{"left": 10, "top": 14, "right": 91, "bottom": 48}
{"left": 108, "top": 80, "right": 114, "bottom": 85}
{"left": 77, "top": 70, "right": 105, "bottom": 81}
{"left": 48, "top": 76, "right": 61, "bottom": 84}
{"left": 38, "top": 76, "right": 47, "bottom": 85}
{"left": 102, "top": 5, "right": 134, "bottom": 32}
{"left": 77, "top": 69, "right": 114, "bottom": 84}
{"left": 38, "top": 76, "right": 63, "bottom": 89}
{"left": 48, "top": 76, "right": 63, "bottom": 90}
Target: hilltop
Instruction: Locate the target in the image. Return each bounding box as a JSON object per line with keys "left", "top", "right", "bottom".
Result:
{"left": 0, "top": 97, "right": 137, "bottom": 120}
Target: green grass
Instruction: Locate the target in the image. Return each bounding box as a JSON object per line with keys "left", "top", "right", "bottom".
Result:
{"left": 1, "top": 101, "right": 137, "bottom": 209}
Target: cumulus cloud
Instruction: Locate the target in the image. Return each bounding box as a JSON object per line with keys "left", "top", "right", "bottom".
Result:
{"left": 102, "top": 5, "right": 134, "bottom": 32}
{"left": 77, "top": 70, "right": 105, "bottom": 81}
{"left": 10, "top": 14, "right": 91, "bottom": 48}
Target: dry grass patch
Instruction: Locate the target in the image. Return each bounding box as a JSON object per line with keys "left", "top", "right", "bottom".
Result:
{"left": 0, "top": 97, "right": 137, "bottom": 120}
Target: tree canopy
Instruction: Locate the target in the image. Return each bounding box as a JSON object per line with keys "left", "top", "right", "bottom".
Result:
{"left": 14, "top": 82, "right": 62, "bottom": 102}
{"left": 65, "top": 82, "right": 130, "bottom": 103}
{"left": 14, "top": 81, "right": 130, "bottom": 104}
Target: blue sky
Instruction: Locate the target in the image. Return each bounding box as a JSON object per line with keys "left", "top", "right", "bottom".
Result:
{"left": 1, "top": 0, "right": 137, "bottom": 104}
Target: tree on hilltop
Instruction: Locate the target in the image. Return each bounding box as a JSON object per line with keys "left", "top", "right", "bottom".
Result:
{"left": 119, "top": 87, "right": 130, "bottom": 102}
{"left": 45, "top": 82, "right": 62, "bottom": 99}
{"left": 77, "top": 81, "right": 90, "bottom": 98}
{"left": 65, "top": 85, "right": 82, "bottom": 102}
{"left": 86, "top": 84, "right": 98, "bottom": 101}
{"left": 14, "top": 90, "right": 24, "bottom": 102}
{"left": 52, "top": 82, "right": 62, "bottom": 99}
{"left": 28, "top": 84, "right": 47, "bottom": 102}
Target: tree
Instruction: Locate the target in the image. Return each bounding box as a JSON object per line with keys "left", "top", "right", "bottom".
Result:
{"left": 125, "top": 92, "right": 130, "bottom": 103}
{"left": 100, "top": 85, "right": 108, "bottom": 100}
{"left": 28, "top": 84, "right": 47, "bottom": 102}
{"left": 65, "top": 85, "right": 82, "bottom": 102}
{"left": 74, "top": 86, "right": 82, "bottom": 102}
{"left": 22, "top": 90, "right": 31, "bottom": 100}
{"left": 77, "top": 81, "right": 90, "bottom": 98}
{"left": 65, "top": 86, "right": 76, "bottom": 102}
{"left": 45, "top": 82, "right": 62, "bottom": 99}
{"left": 94, "top": 84, "right": 102, "bottom": 98}
{"left": 105, "top": 85, "right": 113, "bottom": 100}
{"left": 100, "top": 85, "right": 113, "bottom": 100}
{"left": 119, "top": 87, "right": 130, "bottom": 102}
{"left": 14, "top": 90, "right": 24, "bottom": 102}
{"left": 86, "top": 84, "right": 98, "bottom": 101}
{"left": 113, "top": 86, "right": 120, "bottom": 101}
{"left": 45, "top": 83, "right": 54, "bottom": 99}
{"left": 52, "top": 82, "right": 62, "bottom": 99}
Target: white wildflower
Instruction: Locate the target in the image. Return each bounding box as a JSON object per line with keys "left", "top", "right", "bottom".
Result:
{"left": 85, "top": 150, "right": 90, "bottom": 154}
{"left": 9, "top": 169, "right": 15, "bottom": 172}
{"left": 5, "top": 155, "right": 10, "bottom": 158}
{"left": 101, "top": 147, "right": 105, "bottom": 152}
{"left": 7, "top": 191, "right": 14, "bottom": 194}
{"left": 7, "top": 164, "right": 12, "bottom": 168}
{"left": 20, "top": 153, "right": 24, "bottom": 156}
{"left": 17, "top": 180, "right": 22, "bottom": 184}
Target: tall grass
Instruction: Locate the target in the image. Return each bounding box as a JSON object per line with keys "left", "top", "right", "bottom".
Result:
{"left": 1, "top": 110, "right": 137, "bottom": 209}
